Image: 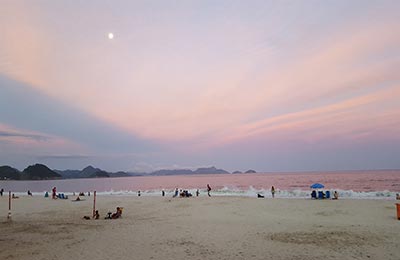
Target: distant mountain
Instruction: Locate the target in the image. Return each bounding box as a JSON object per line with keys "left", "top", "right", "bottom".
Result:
{"left": 232, "top": 170, "right": 242, "bottom": 174}
{"left": 89, "top": 170, "right": 109, "bottom": 178}
{"left": 54, "top": 169, "right": 81, "bottom": 179}
{"left": 245, "top": 169, "right": 257, "bottom": 173}
{"left": 56, "top": 165, "right": 133, "bottom": 179}
{"left": 5, "top": 163, "right": 232, "bottom": 180}
{"left": 22, "top": 164, "right": 61, "bottom": 180}
{"left": 150, "top": 166, "right": 229, "bottom": 176}
{"left": 0, "top": 165, "right": 20, "bottom": 180}
{"left": 110, "top": 171, "right": 132, "bottom": 177}
{"left": 193, "top": 166, "right": 229, "bottom": 174}
{"left": 150, "top": 169, "right": 193, "bottom": 176}
{"left": 81, "top": 165, "right": 100, "bottom": 177}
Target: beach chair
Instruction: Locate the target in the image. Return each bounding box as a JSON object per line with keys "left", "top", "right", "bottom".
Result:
{"left": 318, "top": 191, "right": 324, "bottom": 199}
{"left": 325, "top": 191, "right": 330, "bottom": 199}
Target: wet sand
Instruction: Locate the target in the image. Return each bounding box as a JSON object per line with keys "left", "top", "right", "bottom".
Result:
{"left": 0, "top": 195, "right": 399, "bottom": 260}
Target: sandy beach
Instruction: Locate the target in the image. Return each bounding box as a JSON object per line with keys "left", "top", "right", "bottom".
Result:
{"left": 1, "top": 195, "right": 399, "bottom": 260}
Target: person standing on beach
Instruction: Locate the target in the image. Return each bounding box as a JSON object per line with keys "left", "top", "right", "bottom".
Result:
{"left": 52, "top": 187, "right": 57, "bottom": 199}
{"left": 207, "top": 184, "right": 212, "bottom": 197}
{"left": 162, "top": 190, "right": 165, "bottom": 197}
{"left": 271, "top": 186, "right": 275, "bottom": 198}
{"left": 0, "top": 188, "right": 3, "bottom": 196}
{"left": 196, "top": 189, "right": 199, "bottom": 197}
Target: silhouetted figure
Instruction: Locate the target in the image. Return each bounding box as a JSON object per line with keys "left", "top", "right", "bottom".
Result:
{"left": 196, "top": 189, "right": 199, "bottom": 197}
{"left": 138, "top": 190, "right": 141, "bottom": 197}
{"left": 333, "top": 191, "right": 339, "bottom": 200}
{"left": 173, "top": 188, "right": 179, "bottom": 198}
{"left": 94, "top": 210, "right": 100, "bottom": 219}
{"left": 0, "top": 188, "right": 4, "bottom": 196}
{"left": 257, "top": 193, "right": 264, "bottom": 198}
{"left": 27, "top": 190, "right": 33, "bottom": 196}
{"left": 207, "top": 184, "right": 212, "bottom": 197}
{"left": 162, "top": 190, "right": 165, "bottom": 197}
{"left": 52, "top": 187, "right": 57, "bottom": 199}
{"left": 271, "top": 186, "right": 275, "bottom": 198}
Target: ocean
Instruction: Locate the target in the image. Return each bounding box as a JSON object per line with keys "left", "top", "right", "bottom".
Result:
{"left": 1, "top": 170, "right": 400, "bottom": 199}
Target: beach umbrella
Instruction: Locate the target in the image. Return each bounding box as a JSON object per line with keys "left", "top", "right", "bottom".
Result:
{"left": 310, "top": 183, "right": 324, "bottom": 189}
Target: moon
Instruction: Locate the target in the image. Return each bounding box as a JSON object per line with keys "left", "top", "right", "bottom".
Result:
{"left": 108, "top": 33, "right": 114, "bottom": 40}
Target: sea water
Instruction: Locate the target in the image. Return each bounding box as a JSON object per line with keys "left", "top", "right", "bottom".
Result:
{"left": 1, "top": 170, "right": 399, "bottom": 199}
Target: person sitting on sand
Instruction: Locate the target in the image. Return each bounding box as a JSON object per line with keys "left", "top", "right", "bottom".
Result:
{"left": 311, "top": 190, "right": 317, "bottom": 199}
{"left": 94, "top": 210, "right": 100, "bottom": 219}
{"left": 75, "top": 196, "right": 81, "bottom": 201}
{"left": 257, "top": 193, "right": 264, "bottom": 198}
{"left": 27, "top": 190, "right": 33, "bottom": 196}
{"left": 111, "top": 207, "right": 122, "bottom": 219}
{"left": 12, "top": 193, "right": 19, "bottom": 199}
{"left": 333, "top": 191, "right": 339, "bottom": 200}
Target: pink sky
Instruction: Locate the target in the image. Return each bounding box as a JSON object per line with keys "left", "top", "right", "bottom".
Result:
{"left": 0, "top": 1, "right": 399, "bottom": 172}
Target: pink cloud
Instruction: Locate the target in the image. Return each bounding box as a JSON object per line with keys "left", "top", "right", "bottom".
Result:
{"left": 0, "top": 123, "right": 89, "bottom": 156}
{"left": 1, "top": 3, "right": 399, "bottom": 150}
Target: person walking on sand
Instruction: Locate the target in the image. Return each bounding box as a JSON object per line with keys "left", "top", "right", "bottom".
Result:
{"left": 207, "top": 184, "right": 212, "bottom": 197}
{"left": 271, "top": 186, "right": 275, "bottom": 198}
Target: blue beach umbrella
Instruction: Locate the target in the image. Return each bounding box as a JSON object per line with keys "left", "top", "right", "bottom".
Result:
{"left": 310, "top": 183, "right": 324, "bottom": 189}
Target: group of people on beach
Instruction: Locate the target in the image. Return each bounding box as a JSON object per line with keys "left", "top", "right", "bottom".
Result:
{"left": 311, "top": 190, "right": 339, "bottom": 199}
{"left": 170, "top": 184, "right": 211, "bottom": 198}
{"left": 83, "top": 207, "right": 123, "bottom": 220}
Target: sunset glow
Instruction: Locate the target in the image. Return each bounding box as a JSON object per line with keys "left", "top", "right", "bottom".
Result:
{"left": 1, "top": 0, "right": 399, "bottom": 172}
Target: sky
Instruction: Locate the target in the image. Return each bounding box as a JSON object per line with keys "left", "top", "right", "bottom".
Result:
{"left": 1, "top": 0, "right": 400, "bottom": 172}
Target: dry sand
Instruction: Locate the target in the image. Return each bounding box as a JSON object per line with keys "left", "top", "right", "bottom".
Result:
{"left": 1, "top": 195, "right": 399, "bottom": 260}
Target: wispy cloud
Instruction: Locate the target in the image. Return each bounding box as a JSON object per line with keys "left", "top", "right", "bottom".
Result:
{"left": 0, "top": 124, "right": 50, "bottom": 142}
